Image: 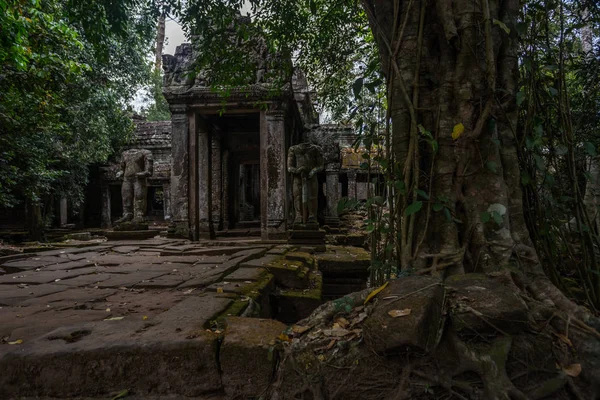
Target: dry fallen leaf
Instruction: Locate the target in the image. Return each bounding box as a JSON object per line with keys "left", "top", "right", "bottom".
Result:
{"left": 104, "top": 316, "right": 124, "bottom": 321}
{"left": 292, "top": 325, "right": 310, "bottom": 335}
{"left": 336, "top": 317, "right": 349, "bottom": 329}
{"left": 553, "top": 332, "right": 573, "bottom": 347}
{"left": 8, "top": 339, "right": 23, "bottom": 345}
{"left": 143, "top": 316, "right": 148, "bottom": 320}
{"left": 105, "top": 308, "right": 111, "bottom": 312}
{"left": 388, "top": 309, "right": 412, "bottom": 318}
{"left": 216, "top": 287, "right": 224, "bottom": 294}
{"left": 563, "top": 363, "right": 582, "bottom": 377}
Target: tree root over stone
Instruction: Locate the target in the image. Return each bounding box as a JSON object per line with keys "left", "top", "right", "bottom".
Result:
{"left": 267, "top": 274, "right": 600, "bottom": 400}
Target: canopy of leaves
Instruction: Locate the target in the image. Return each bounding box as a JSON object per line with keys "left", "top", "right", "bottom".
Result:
{"left": 0, "top": 0, "right": 155, "bottom": 208}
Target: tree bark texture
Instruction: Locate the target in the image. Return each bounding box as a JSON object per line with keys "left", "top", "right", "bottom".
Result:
{"left": 361, "top": 0, "right": 600, "bottom": 326}
{"left": 155, "top": 14, "right": 166, "bottom": 71}
{"left": 363, "top": 0, "right": 534, "bottom": 272}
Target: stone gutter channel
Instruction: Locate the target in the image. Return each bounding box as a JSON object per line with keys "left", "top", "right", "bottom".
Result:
{"left": 0, "top": 239, "right": 370, "bottom": 399}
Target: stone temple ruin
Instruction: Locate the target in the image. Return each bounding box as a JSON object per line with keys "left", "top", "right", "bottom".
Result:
{"left": 88, "top": 43, "right": 380, "bottom": 242}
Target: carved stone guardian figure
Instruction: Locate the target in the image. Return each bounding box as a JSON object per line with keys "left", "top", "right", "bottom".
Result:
{"left": 287, "top": 143, "right": 324, "bottom": 225}
{"left": 114, "top": 149, "right": 154, "bottom": 228}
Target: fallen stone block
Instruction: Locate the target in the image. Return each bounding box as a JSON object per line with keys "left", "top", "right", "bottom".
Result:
{"left": 220, "top": 317, "right": 286, "bottom": 399}
{"left": 363, "top": 276, "right": 445, "bottom": 353}
{"left": 0, "top": 319, "right": 222, "bottom": 398}
{"left": 445, "top": 273, "right": 529, "bottom": 335}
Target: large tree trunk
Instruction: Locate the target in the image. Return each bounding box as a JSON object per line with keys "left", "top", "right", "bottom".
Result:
{"left": 360, "top": 0, "right": 596, "bottom": 324}
{"left": 155, "top": 14, "right": 166, "bottom": 71}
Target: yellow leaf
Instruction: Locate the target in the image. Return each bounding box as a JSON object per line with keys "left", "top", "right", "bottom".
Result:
{"left": 278, "top": 333, "right": 292, "bottom": 342}
{"left": 216, "top": 287, "right": 224, "bottom": 294}
{"left": 8, "top": 339, "right": 23, "bottom": 345}
{"left": 452, "top": 123, "right": 465, "bottom": 140}
{"left": 562, "top": 363, "right": 582, "bottom": 377}
{"left": 388, "top": 309, "right": 412, "bottom": 318}
{"left": 104, "top": 316, "right": 124, "bottom": 321}
{"left": 364, "top": 281, "right": 389, "bottom": 305}
{"left": 143, "top": 316, "right": 148, "bottom": 321}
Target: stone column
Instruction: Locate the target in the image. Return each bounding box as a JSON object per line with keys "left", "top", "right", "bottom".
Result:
{"left": 260, "top": 109, "right": 287, "bottom": 240}
{"left": 348, "top": 171, "right": 358, "bottom": 200}
{"left": 101, "top": 185, "right": 111, "bottom": 229}
{"left": 59, "top": 197, "right": 68, "bottom": 227}
{"left": 325, "top": 165, "right": 340, "bottom": 227}
{"left": 162, "top": 182, "right": 171, "bottom": 221}
{"left": 222, "top": 149, "right": 230, "bottom": 229}
{"left": 211, "top": 128, "right": 222, "bottom": 231}
{"left": 197, "top": 116, "right": 214, "bottom": 239}
{"left": 168, "top": 105, "right": 190, "bottom": 238}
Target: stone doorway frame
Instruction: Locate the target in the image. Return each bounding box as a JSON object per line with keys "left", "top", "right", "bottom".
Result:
{"left": 168, "top": 104, "right": 290, "bottom": 241}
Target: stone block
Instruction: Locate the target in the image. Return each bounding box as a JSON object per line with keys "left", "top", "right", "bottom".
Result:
{"left": 284, "top": 251, "right": 315, "bottom": 268}
{"left": 220, "top": 317, "right": 286, "bottom": 398}
{"left": 223, "top": 267, "right": 265, "bottom": 282}
{"left": 113, "top": 222, "right": 149, "bottom": 231}
{"left": 445, "top": 273, "right": 529, "bottom": 335}
{"left": 264, "top": 259, "right": 309, "bottom": 289}
{"left": 105, "top": 230, "right": 157, "bottom": 241}
{"left": 0, "top": 319, "right": 222, "bottom": 398}
{"left": 64, "top": 232, "right": 92, "bottom": 241}
{"left": 274, "top": 273, "right": 323, "bottom": 323}
{"left": 315, "top": 246, "right": 370, "bottom": 276}
{"left": 363, "top": 276, "right": 445, "bottom": 353}
{"left": 0, "top": 283, "right": 68, "bottom": 306}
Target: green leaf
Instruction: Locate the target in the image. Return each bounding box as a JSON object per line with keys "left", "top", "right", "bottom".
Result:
{"left": 555, "top": 145, "right": 568, "bottom": 155}
{"left": 433, "top": 203, "right": 444, "bottom": 212}
{"left": 309, "top": 0, "right": 317, "bottom": 15}
{"left": 548, "top": 87, "right": 558, "bottom": 97}
{"left": 405, "top": 201, "right": 423, "bottom": 216}
{"left": 493, "top": 19, "right": 511, "bottom": 34}
{"left": 352, "top": 78, "right": 363, "bottom": 98}
{"left": 584, "top": 142, "right": 597, "bottom": 157}
{"left": 112, "top": 390, "right": 129, "bottom": 400}
{"left": 516, "top": 91, "right": 525, "bottom": 106}
{"left": 491, "top": 211, "right": 504, "bottom": 225}
{"left": 481, "top": 211, "right": 491, "bottom": 223}
{"left": 416, "top": 189, "right": 429, "bottom": 200}
{"left": 443, "top": 207, "right": 452, "bottom": 222}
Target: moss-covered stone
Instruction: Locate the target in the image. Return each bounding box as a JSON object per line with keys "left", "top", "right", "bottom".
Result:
{"left": 210, "top": 271, "right": 275, "bottom": 326}
{"left": 274, "top": 272, "right": 323, "bottom": 323}
{"left": 220, "top": 317, "right": 287, "bottom": 398}
{"left": 316, "top": 246, "right": 370, "bottom": 276}
{"left": 265, "top": 258, "right": 310, "bottom": 289}
{"left": 285, "top": 251, "right": 315, "bottom": 269}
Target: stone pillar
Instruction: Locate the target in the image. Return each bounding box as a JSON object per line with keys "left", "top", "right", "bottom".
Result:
{"left": 59, "top": 197, "right": 68, "bottom": 227}
{"left": 162, "top": 182, "right": 171, "bottom": 221}
{"left": 197, "top": 116, "right": 214, "bottom": 239}
{"left": 222, "top": 149, "right": 230, "bottom": 229}
{"left": 348, "top": 171, "right": 358, "bottom": 200}
{"left": 325, "top": 165, "right": 340, "bottom": 227}
{"left": 101, "top": 185, "right": 111, "bottom": 229}
{"left": 211, "top": 128, "right": 222, "bottom": 231}
{"left": 260, "top": 110, "right": 287, "bottom": 240}
{"left": 168, "top": 105, "right": 190, "bottom": 238}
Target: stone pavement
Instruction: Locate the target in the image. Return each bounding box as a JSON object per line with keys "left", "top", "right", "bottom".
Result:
{"left": 0, "top": 238, "right": 370, "bottom": 399}
{"left": 0, "top": 238, "right": 298, "bottom": 399}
